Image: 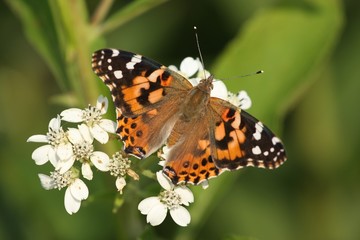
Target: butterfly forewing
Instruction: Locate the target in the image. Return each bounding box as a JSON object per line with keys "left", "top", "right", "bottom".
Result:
{"left": 92, "top": 49, "right": 192, "bottom": 117}
{"left": 92, "top": 49, "right": 191, "bottom": 158}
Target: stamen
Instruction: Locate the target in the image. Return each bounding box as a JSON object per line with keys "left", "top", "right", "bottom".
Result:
{"left": 47, "top": 127, "right": 67, "bottom": 147}
{"left": 72, "top": 142, "right": 94, "bottom": 160}
{"left": 109, "top": 152, "right": 131, "bottom": 177}
{"left": 159, "top": 190, "right": 181, "bottom": 209}
{"left": 82, "top": 105, "right": 102, "bottom": 125}
{"left": 50, "top": 170, "right": 72, "bottom": 190}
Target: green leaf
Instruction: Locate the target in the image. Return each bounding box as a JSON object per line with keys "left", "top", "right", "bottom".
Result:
{"left": 5, "top": 0, "right": 68, "bottom": 90}
{"left": 178, "top": 1, "right": 344, "bottom": 239}
{"left": 213, "top": 0, "right": 343, "bottom": 131}
{"left": 98, "top": 0, "right": 169, "bottom": 37}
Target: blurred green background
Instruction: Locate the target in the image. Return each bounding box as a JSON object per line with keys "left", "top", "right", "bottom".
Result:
{"left": 1, "top": 0, "right": 360, "bottom": 239}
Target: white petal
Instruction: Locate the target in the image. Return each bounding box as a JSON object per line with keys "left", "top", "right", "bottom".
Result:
{"left": 156, "top": 171, "right": 172, "bottom": 190}
{"left": 170, "top": 206, "right": 191, "bottom": 227}
{"left": 64, "top": 187, "right": 81, "bottom": 215}
{"left": 78, "top": 124, "right": 93, "bottom": 143}
{"left": 96, "top": 95, "right": 108, "bottom": 114}
{"left": 201, "top": 180, "right": 209, "bottom": 189}
{"left": 115, "top": 177, "right": 126, "bottom": 193}
{"left": 56, "top": 142, "right": 73, "bottom": 161}
{"left": 180, "top": 57, "right": 200, "bottom": 77}
{"left": 158, "top": 145, "right": 170, "bottom": 161}
{"left": 31, "top": 145, "right": 52, "bottom": 165}
{"left": 138, "top": 196, "right": 161, "bottom": 214}
{"left": 48, "top": 148, "right": 59, "bottom": 167}
{"left": 69, "top": 179, "right": 89, "bottom": 201}
{"left": 38, "top": 174, "right": 55, "bottom": 190}
{"left": 174, "top": 186, "right": 194, "bottom": 206}
{"left": 238, "top": 90, "right": 252, "bottom": 110}
{"left": 67, "top": 128, "right": 83, "bottom": 144}
{"left": 188, "top": 77, "right": 201, "bottom": 86}
{"left": 197, "top": 69, "right": 211, "bottom": 79}
{"left": 99, "top": 119, "right": 116, "bottom": 134}
{"left": 81, "top": 163, "right": 93, "bottom": 180}
{"left": 158, "top": 160, "right": 166, "bottom": 167}
{"left": 57, "top": 156, "right": 76, "bottom": 174}
{"left": 60, "top": 108, "right": 84, "bottom": 123}
{"left": 147, "top": 203, "right": 168, "bottom": 226}
{"left": 90, "top": 124, "right": 109, "bottom": 144}
{"left": 168, "top": 65, "right": 179, "bottom": 72}
{"left": 27, "top": 134, "right": 48, "bottom": 143}
{"left": 90, "top": 151, "right": 109, "bottom": 171}
{"left": 48, "top": 116, "right": 61, "bottom": 130}
{"left": 211, "top": 80, "right": 228, "bottom": 100}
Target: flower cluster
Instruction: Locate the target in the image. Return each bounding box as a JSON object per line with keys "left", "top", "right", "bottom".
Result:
{"left": 27, "top": 57, "right": 252, "bottom": 227}
{"left": 138, "top": 171, "right": 194, "bottom": 227}
{"left": 108, "top": 151, "right": 139, "bottom": 193}
{"left": 27, "top": 96, "right": 118, "bottom": 214}
{"left": 169, "top": 57, "right": 252, "bottom": 110}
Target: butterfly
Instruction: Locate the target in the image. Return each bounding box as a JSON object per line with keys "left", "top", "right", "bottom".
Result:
{"left": 92, "top": 49, "right": 287, "bottom": 185}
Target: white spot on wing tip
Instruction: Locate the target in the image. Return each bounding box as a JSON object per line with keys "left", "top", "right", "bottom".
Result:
{"left": 253, "top": 132, "right": 261, "bottom": 141}
{"left": 252, "top": 146, "right": 262, "bottom": 155}
{"left": 253, "top": 121, "right": 264, "bottom": 141}
{"left": 114, "top": 70, "right": 123, "bottom": 79}
{"left": 108, "top": 65, "right": 113, "bottom": 71}
{"left": 111, "top": 49, "right": 120, "bottom": 57}
{"left": 126, "top": 54, "right": 142, "bottom": 70}
{"left": 272, "top": 137, "right": 281, "bottom": 145}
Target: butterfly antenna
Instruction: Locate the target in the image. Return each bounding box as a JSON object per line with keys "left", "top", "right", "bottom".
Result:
{"left": 193, "top": 26, "right": 207, "bottom": 79}
{"left": 221, "top": 70, "right": 264, "bottom": 81}
{"left": 239, "top": 70, "right": 264, "bottom": 77}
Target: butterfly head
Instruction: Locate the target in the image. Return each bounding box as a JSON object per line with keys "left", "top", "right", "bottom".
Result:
{"left": 197, "top": 75, "right": 214, "bottom": 94}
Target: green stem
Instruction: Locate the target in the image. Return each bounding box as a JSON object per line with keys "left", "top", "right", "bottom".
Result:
{"left": 91, "top": 0, "right": 114, "bottom": 26}
{"left": 51, "top": 0, "right": 99, "bottom": 106}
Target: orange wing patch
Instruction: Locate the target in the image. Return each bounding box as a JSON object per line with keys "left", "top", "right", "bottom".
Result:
{"left": 92, "top": 49, "right": 189, "bottom": 117}
{"left": 116, "top": 99, "right": 182, "bottom": 158}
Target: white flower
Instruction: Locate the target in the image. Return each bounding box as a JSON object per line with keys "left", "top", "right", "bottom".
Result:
{"left": 108, "top": 152, "right": 139, "bottom": 192}
{"left": 38, "top": 169, "right": 89, "bottom": 215}
{"left": 27, "top": 116, "right": 72, "bottom": 167}
{"left": 227, "top": 90, "right": 252, "bottom": 110}
{"left": 57, "top": 124, "right": 110, "bottom": 179}
{"left": 169, "top": 57, "right": 203, "bottom": 79}
{"left": 157, "top": 145, "right": 170, "bottom": 167}
{"left": 60, "top": 95, "right": 116, "bottom": 144}
{"left": 170, "top": 57, "right": 251, "bottom": 102}
{"left": 115, "top": 177, "right": 126, "bottom": 194}
{"left": 138, "top": 171, "right": 194, "bottom": 227}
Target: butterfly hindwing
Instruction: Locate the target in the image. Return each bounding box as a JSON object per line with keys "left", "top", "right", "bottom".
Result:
{"left": 209, "top": 98, "right": 287, "bottom": 170}
{"left": 163, "top": 115, "right": 224, "bottom": 185}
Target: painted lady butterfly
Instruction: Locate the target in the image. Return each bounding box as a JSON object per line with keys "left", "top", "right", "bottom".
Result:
{"left": 92, "top": 49, "right": 287, "bottom": 185}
